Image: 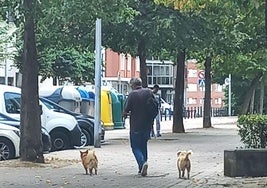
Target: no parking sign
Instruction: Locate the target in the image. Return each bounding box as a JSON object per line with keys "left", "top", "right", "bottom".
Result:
{"left": 198, "top": 71, "right": 205, "bottom": 79}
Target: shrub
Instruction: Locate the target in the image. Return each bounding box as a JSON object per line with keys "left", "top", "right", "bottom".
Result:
{"left": 237, "top": 114, "right": 267, "bottom": 148}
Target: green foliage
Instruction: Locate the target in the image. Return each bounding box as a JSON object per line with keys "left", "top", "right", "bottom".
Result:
{"left": 0, "top": 17, "right": 17, "bottom": 63}
{"left": 39, "top": 47, "right": 94, "bottom": 85}
{"left": 1, "top": 0, "right": 135, "bottom": 84}
{"left": 237, "top": 114, "right": 267, "bottom": 148}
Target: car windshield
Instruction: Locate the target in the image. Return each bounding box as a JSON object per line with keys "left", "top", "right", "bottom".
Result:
{"left": 41, "top": 99, "right": 56, "bottom": 110}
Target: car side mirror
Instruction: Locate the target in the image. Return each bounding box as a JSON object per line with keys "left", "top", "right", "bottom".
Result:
{"left": 39, "top": 105, "right": 43, "bottom": 115}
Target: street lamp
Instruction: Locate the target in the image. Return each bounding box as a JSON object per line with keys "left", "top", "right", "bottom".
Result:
{"left": 225, "top": 74, "right": 231, "bottom": 116}
{"left": 4, "top": 12, "right": 9, "bottom": 85}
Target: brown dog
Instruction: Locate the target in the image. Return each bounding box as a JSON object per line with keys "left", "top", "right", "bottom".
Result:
{"left": 80, "top": 149, "right": 98, "bottom": 175}
{"left": 177, "top": 150, "right": 192, "bottom": 179}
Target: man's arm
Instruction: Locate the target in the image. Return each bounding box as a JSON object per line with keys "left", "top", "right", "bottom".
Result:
{"left": 123, "top": 94, "right": 132, "bottom": 118}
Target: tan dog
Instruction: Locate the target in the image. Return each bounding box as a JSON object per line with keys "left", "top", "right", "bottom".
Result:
{"left": 177, "top": 150, "right": 192, "bottom": 179}
{"left": 80, "top": 149, "right": 98, "bottom": 175}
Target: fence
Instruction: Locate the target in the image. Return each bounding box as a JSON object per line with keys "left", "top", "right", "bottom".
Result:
{"left": 161, "top": 106, "right": 228, "bottom": 120}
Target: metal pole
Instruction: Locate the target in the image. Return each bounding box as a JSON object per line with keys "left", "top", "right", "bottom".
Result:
{"left": 4, "top": 55, "right": 8, "bottom": 85}
{"left": 228, "top": 74, "right": 231, "bottom": 116}
{"left": 201, "top": 85, "right": 204, "bottom": 117}
{"left": 94, "top": 18, "right": 102, "bottom": 148}
{"left": 4, "top": 11, "right": 9, "bottom": 85}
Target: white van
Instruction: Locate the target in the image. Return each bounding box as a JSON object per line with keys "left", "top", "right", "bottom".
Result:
{"left": 0, "top": 84, "right": 81, "bottom": 151}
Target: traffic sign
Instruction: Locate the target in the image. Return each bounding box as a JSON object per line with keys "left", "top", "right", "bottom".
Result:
{"left": 198, "top": 79, "right": 205, "bottom": 87}
{"left": 198, "top": 71, "right": 205, "bottom": 79}
{"left": 225, "top": 77, "right": 230, "bottom": 85}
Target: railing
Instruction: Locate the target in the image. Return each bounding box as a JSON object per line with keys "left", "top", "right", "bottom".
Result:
{"left": 160, "top": 107, "right": 228, "bottom": 120}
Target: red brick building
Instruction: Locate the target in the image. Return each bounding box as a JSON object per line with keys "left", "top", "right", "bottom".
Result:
{"left": 185, "top": 59, "right": 224, "bottom": 109}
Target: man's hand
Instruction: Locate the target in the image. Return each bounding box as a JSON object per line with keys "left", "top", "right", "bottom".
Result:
{"left": 122, "top": 111, "right": 128, "bottom": 118}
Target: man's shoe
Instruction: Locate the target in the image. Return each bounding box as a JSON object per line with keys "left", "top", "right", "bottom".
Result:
{"left": 141, "top": 162, "right": 148, "bottom": 177}
{"left": 157, "top": 134, "right": 162, "bottom": 137}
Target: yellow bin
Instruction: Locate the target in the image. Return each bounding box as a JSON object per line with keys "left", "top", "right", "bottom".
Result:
{"left": 101, "top": 90, "right": 114, "bottom": 129}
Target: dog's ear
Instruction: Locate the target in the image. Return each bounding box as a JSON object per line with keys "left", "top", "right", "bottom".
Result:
{"left": 186, "top": 150, "right": 192, "bottom": 157}
{"left": 177, "top": 151, "right": 181, "bottom": 157}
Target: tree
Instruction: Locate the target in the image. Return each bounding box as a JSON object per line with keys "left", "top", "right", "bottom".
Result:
{"left": 0, "top": 0, "right": 134, "bottom": 85}
{"left": 35, "top": 0, "right": 134, "bottom": 84}
{"left": 203, "top": 56, "right": 211, "bottom": 128}
{"left": 20, "top": 0, "right": 43, "bottom": 162}
{"left": 104, "top": 0, "right": 174, "bottom": 87}
{"left": 173, "top": 49, "right": 185, "bottom": 133}
{"left": 153, "top": 0, "right": 209, "bottom": 132}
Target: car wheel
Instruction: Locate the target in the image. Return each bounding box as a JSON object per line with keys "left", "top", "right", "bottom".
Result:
{"left": 50, "top": 132, "right": 69, "bottom": 151}
{"left": 0, "top": 137, "right": 15, "bottom": 160}
{"left": 80, "top": 128, "right": 92, "bottom": 146}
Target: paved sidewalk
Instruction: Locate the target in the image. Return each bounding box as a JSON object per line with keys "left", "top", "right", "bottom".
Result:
{"left": 1, "top": 116, "right": 267, "bottom": 188}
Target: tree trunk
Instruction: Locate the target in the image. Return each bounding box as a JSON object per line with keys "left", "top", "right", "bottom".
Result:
{"left": 241, "top": 73, "right": 263, "bottom": 114}
{"left": 259, "top": 79, "right": 264, "bottom": 114}
{"left": 203, "top": 56, "right": 212, "bottom": 128}
{"left": 173, "top": 49, "right": 185, "bottom": 133}
{"left": 265, "top": 0, "right": 267, "bottom": 47}
{"left": 20, "top": 0, "right": 44, "bottom": 163}
{"left": 249, "top": 89, "right": 255, "bottom": 114}
{"left": 137, "top": 38, "right": 148, "bottom": 88}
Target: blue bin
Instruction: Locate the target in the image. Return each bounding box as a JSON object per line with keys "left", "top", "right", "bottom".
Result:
{"left": 77, "top": 87, "right": 91, "bottom": 115}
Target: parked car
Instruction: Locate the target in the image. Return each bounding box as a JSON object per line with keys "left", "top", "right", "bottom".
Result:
{"left": 161, "top": 98, "right": 173, "bottom": 115}
{"left": 0, "top": 84, "right": 81, "bottom": 151}
{"left": 0, "top": 123, "right": 20, "bottom": 160}
{"left": 40, "top": 97, "right": 105, "bottom": 146}
{"left": 0, "top": 112, "right": 51, "bottom": 153}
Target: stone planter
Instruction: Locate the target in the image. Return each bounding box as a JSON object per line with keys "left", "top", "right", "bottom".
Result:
{"left": 224, "top": 149, "right": 267, "bottom": 177}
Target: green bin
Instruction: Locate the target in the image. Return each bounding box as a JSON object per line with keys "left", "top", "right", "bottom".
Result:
{"left": 110, "top": 89, "right": 125, "bottom": 129}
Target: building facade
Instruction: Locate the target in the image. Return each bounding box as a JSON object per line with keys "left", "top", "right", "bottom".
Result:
{"left": 185, "top": 59, "right": 224, "bottom": 109}
{"left": 104, "top": 51, "right": 225, "bottom": 109}
{"left": 102, "top": 48, "right": 140, "bottom": 95}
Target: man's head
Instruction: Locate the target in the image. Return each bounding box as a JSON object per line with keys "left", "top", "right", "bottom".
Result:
{"left": 153, "top": 84, "right": 159, "bottom": 93}
{"left": 129, "top": 77, "right": 142, "bottom": 89}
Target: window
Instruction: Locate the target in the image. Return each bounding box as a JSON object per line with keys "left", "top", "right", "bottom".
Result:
{"left": 214, "top": 84, "right": 223, "bottom": 92}
{"left": 120, "top": 54, "right": 125, "bottom": 70}
{"left": 188, "top": 69, "right": 197, "bottom": 78}
{"left": 187, "top": 98, "right": 197, "bottom": 104}
{"left": 127, "top": 54, "right": 131, "bottom": 71}
{"left": 215, "top": 98, "right": 222, "bottom": 105}
{"left": 187, "top": 84, "right": 197, "bottom": 91}
{"left": 136, "top": 57, "right": 140, "bottom": 71}
{"left": 4, "top": 92, "right": 21, "bottom": 114}
{"left": 200, "top": 98, "right": 204, "bottom": 105}
{"left": 166, "top": 66, "right": 170, "bottom": 74}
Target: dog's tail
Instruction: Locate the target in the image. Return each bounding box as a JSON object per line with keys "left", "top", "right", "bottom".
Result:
{"left": 92, "top": 150, "right": 98, "bottom": 161}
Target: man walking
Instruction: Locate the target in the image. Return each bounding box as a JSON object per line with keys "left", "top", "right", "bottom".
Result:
{"left": 123, "top": 77, "right": 154, "bottom": 176}
{"left": 151, "top": 84, "right": 161, "bottom": 137}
